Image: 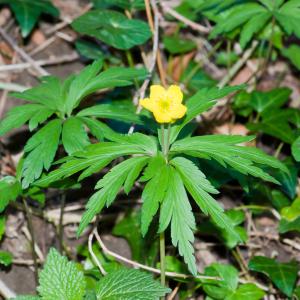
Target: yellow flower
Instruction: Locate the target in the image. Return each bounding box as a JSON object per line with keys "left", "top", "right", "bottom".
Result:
{"left": 139, "top": 85, "right": 187, "bottom": 123}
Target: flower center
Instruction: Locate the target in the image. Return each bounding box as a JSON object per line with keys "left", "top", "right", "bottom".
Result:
{"left": 158, "top": 99, "right": 171, "bottom": 112}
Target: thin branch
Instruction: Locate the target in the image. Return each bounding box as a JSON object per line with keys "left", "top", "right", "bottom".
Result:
{"left": 0, "top": 27, "right": 49, "bottom": 76}
{"left": 0, "top": 82, "right": 28, "bottom": 92}
{"left": 0, "top": 280, "right": 16, "bottom": 299}
{"left": 88, "top": 229, "right": 107, "bottom": 275}
{"left": 94, "top": 229, "right": 219, "bottom": 281}
{"left": 160, "top": 2, "right": 210, "bottom": 34}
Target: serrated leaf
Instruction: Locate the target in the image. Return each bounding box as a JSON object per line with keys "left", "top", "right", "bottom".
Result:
{"left": 0, "top": 176, "right": 21, "bottom": 213}
{"left": 171, "top": 157, "right": 239, "bottom": 240}
{"left": 62, "top": 117, "right": 90, "bottom": 155}
{"left": 72, "top": 10, "right": 152, "bottom": 50}
{"left": 96, "top": 268, "right": 170, "bottom": 299}
{"left": 77, "top": 101, "right": 141, "bottom": 125}
{"left": 141, "top": 156, "right": 169, "bottom": 236}
{"left": 12, "top": 296, "right": 40, "bottom": 300}
{"left": 249, "top": 256, "right": 299, "bottom": 297}
{"left": 171, "top": 135, "right": 286, "bottom": 184}
{"left": 0, "top": 104, "right": 44, "bottom": 136}
{"left": 275, "top": 0, "right": 300, "bottom": 39}
{"left": 0, "top": 0, "right": 59, "bottom": 37}
{"left": 159, "top": 167, "right": 197, "bottom": 275}
{"left": 78, "top": 157, "right": 148, "bottom": 235}
{"left": 170, "top": 85, "right": 245, "bottom": 143}
{"left": 282, "top": 44, "right": 300, "bottom": 70}
{"left": 38, "top": 248, "right": 86, "bottom": 300}
{"left": 22, "top": 119, "right": 62, "bottom": 188}
{"left": 292, "top": 136, "right": 300, "bottom": 161}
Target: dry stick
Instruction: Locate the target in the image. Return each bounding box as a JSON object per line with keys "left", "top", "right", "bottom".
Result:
{"left": 167, "top": 283, "right": 181, "bottom": 300}
{"left": 0, "top": 27, "right": 49, "bottom": 76}
{"left": 0, "top": 81, "right": 28, "bottom": 92}
{"left": 88, "top": 229, "right": 107, "bottom": 276}
{"left": 58, "top": 194, "right": 66, "bottom": 254}
{"left": 160, "top": 1, "right": 210, "bottom": 34}
{"left": 94, "top": 229, "right": 219, "bottom": 281}
{"left": 0, "top": 52, "right": 79, "bottom": 73}
{"left": 0, "top": 280, "right": 16, "bottom": 299}
{"left": 22, "top": 197, "right": 39, "bottom": 286}
{"left": 146, "top": 0, "right": 167, "bottom": 87}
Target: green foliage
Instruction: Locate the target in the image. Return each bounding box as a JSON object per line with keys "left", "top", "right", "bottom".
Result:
{"left": 0, "top": 0, "right": 59, "bottom": 37}
{"left": 95, "top": 268, "right": 170, "bottom": 299}
{"left": 0, "top": 251, "right": 13, "bottom": 266}
{"left": 292, "top": 136, "right": 300, "bottom": 161}
{"left": 249, "top": 256, "right": 299, "bottom": 297}
{"left": 38, "top": 248, "right": 86, "bottom": 300}
{"left": 72, "top": 10, "right": 152, "bottom": 50}
{"left": 0, "top": 176, "right": 21, "bottom": 212}
{"left": 0, "top": 60, "right": 146, "bottom": 188}
{"left": 163, "top": 35, "right": 197, "bottom": 54}
{"left": 204, "top": 263, "right": 265, "bottom": 300}
{"left": 282, "top": 44, "right": 300, "bottom": 70}
{"left": 205, "top": 0, "right": 300, "bottom": 48}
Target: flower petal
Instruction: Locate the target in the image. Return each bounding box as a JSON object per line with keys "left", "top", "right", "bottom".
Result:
{"left": 167, "top": 85, "right": 183, "bottom": 104}
{"left": 170, "top": 103, "right": 187, "bottom": 119}
{"left": 153, "top": 108, "right": 173, "bottom": 123}
{"left": 140, "top": 98, "right": 156, "bottom": 112}
{"left": 150, "top": 85, "right": 166, "bottom": 101}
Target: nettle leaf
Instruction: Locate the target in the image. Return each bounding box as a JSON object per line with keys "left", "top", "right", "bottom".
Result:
{"left": 0, "top": 176, "right": 22, "bottom": 213}
{"left": 0, "top": 0, "right": 59, "bottom": 37}
{"left": 22, "top": 119, "right": 62, "bottom": 188}
{"left": 78, "top": 156, "right": 149, "bottom": 236}
{"left": 170, "top": 85, "right": 245, "bottom": 143}
{"left": 77, "top": 101, "right": 141, "bottom": 125}
{"left": 96, "top": 268, "right": 170, "bottom": 299}
{"left": 275, "top": 0, "right": 300, "bottom": 39}
{"left": 159, "top": 167, "right": 197, "bottom": 276}
{"left": 38, "top": 248, "right": 86, "bottom": 300}
{"left": 292, "top": 135, "right": 300, "bottom": 161}
{"left": 249, "top": 256, "right": 299, "bottom": 297}
{"left": 171, "top": 157, "right": 238, "bottom": 240}
{"left": 72, "top": 10, "right": 152, "bottom": 50}
{"left": 62, "top": 117, "right": 90, "bottom": 155}
{"left": 171, "top": 135, "right": 287, "bottom": 184}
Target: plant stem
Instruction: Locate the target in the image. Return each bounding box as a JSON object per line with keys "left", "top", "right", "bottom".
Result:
{"left": 159, "top": 231, "right": 166, "bottom": 291}
{"left": 161, "top": 124, "right": 165, "bottom": 155}
{"left": 165, "top": 124, "right": 171, "bottom": 158}
{"left": 58, "top": 193, "right": 66, "bottom": 254}
{"left": 22, "top": 197, "right": 39, "bottom": 286}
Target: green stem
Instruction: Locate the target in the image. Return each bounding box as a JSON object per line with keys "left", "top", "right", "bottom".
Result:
{"left": 22, "top": 197, "right": 39, "bottom": 286}
{"left": 274, "top": 142, "right": 284, "bottom": 158}
{"left": 160, "top": 231, "right": 166, "bottom": 290}
{"left": 125, "top": 50, "right": 139, "bottom": 88}
{"left": 161, "top": 124, "right": 165, "bottom": 155}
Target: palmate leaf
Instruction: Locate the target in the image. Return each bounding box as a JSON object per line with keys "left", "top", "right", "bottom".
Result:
{"left": 171, "top": 135, "right": 288, "bottom": 184}
{"left": 35, "top": 133, "right": 158, "bottom": 187}
{"left": 171, "top": 157, "right": 238, "bottom": 240}
{"left": 159, "top": 167, "right": 197, "bottom": 276}
{"left": 38, "top": 248, "right": 86, "bottom": 300}
{"left": 96, "top": 268, "right": 170, "bottom": 299}
{"left": 77, "top": 156, "right": 149, "bottom": 235}
{"left": 169, "top": 85, "right": 245, "bottom": 143}
{"left": 72, "top": 10, "right": 152, "bottom": 50}
{"left": 140, "top": 155, "right": 170, "bottom": 236}
{"left": 62, "top": 117, "right": 90, "bottom": 155}
{"left": 22, "top": 119, "right": 62, "bottom": 188}
{"left": 0, "top": 0, "right": 59, "bottom": 37}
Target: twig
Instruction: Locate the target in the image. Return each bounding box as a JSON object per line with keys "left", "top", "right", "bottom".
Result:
{"left": 58, "top": 194, "right": 66, "bottom": 254}
{"left": 0, "top": 280, "right": 16, "bottom": 299}
{"left": 218, "top": 40, "right": 259, "bottom": 88}
{"left": 0, "top": 27, "right": 49, "bottom": 76}
{"left": 167, "top": 283, "right": 181, "bottom": 300}
{"left": 160, "top": 2, "right": 210, "bottom": 34}
{"left": 94, "top": 229, "right": 219, "bottom": 281}
{"left": 0, "top": 52, "right": 79, "bottom": 73}
{"left": 88, "top": 229, "right": 107, "bottom": 275}
{"left": 0, "top": 82, "right": 28, "bottom": 92}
